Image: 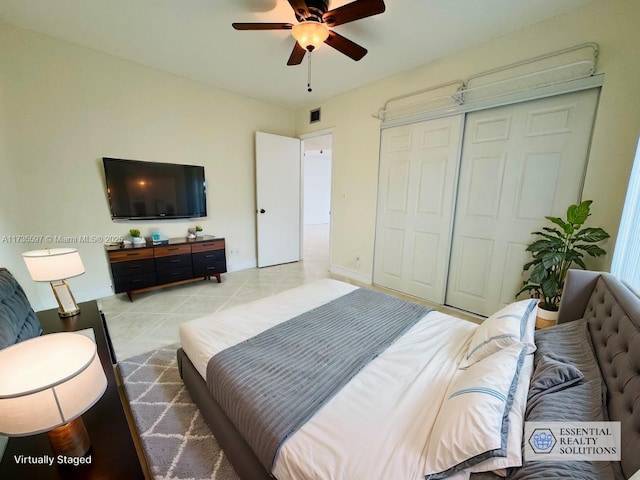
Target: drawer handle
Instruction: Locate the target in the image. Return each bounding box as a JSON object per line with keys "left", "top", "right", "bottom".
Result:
{"left": 170, "top": 259, "right": 181, "bottom": 263}
{"left": 168, "top": 247, "right": 179, "bottom": 251}
{"left": 129, "top": 264, "right": 142, "bottom": 269}
{"left": 205, "top": 254, "right": 215, "bottom": 258}
{"left": 126, "top": 252, "right": 142, "bottom": 256}
{"left": 131, "top": 279, "right": 143, "bottom": 283}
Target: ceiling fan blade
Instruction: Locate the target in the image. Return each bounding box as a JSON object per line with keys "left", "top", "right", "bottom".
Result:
{"left": 287, "top": 42, "right": 307, "bottom": 66}
{"left": 232, "top": 22, "right": 293, "bottom": 30}
{"left": 323, "top": 0, "right": 385, "bottom": 27}
{"left": 287, "top": 0, "right": 310, "bottom": 19}
{"left": 324, "top": 30, "right": 367, "bottom": 61}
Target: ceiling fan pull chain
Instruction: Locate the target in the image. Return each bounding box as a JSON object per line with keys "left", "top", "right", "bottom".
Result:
{"left": 307, "top": 51, "right": 312, "bottom": 92}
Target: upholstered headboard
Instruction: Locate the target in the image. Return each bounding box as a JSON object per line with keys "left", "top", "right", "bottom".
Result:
{"left": 559, "top": 270, "right": 640, "bottom": 479}
{"left": 0, "top": 268, "right": 42, "bottom": 350}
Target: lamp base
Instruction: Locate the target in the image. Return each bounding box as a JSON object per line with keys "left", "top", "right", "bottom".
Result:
{"left": 50, "top": 280, "right": 81, "bottom": 318}
{"left": 58, "top": 306, "right": 81, "bottom": 318}
{"left": 47, "top": 417, "right": 91, "bottom": 457}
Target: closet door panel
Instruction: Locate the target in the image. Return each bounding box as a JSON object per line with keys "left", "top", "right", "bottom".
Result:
{"left": 446, "top": 88, "right": 600, "bottom": 316}
{"left": 374, "top": 115, "right": 463, "bottom": 303}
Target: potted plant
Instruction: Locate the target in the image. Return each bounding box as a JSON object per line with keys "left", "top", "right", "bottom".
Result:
{"left": 517, "top": 200, "right": 609, "bottom": 328}
{"left": 195, "top": 225, "right": 204, "bottom": 238}
{"left": 129, "top": 228, "right": 145, "bottom": 245}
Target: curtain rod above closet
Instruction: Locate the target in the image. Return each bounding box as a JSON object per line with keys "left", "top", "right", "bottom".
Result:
{"left": 375, "top": 43, "right": 600, "bottom": 128}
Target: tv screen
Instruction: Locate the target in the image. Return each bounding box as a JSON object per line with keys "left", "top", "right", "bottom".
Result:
{"left": 103, "top": 157, "right": 207, "bottom": 220}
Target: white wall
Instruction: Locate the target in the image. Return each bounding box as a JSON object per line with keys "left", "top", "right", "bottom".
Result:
{"left": 0, "top": 21, "right": 295, "bottom": 310}
{"left": 303, "top": 149, "right": 332, "bottom": 225}
{"left": 295, "top": 0, "right": 640, "bottom": 283}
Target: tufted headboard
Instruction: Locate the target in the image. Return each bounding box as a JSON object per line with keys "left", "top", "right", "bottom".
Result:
{"left": 0, "top": 268, "right": 42, "bottom": 350}
{"left": 559, "top": 270, "right": 640, "bottom": 479}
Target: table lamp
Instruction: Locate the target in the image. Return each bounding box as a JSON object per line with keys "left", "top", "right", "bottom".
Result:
{"left": 22, "top": 248, "right": 86, "bottom": 318}
{"left": 0, "top": 332, "right": 107, "bottom": 457}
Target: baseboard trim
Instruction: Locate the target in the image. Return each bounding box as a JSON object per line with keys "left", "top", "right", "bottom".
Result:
{"left": 330, "top": 265, "right": 372, "bottom": 285}
{"left": 228, "top": 258, "right": 257, "bottom": 272}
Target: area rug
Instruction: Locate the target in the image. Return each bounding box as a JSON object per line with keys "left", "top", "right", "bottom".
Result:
{"left": 119, "top": 344, "right": 240, "bottom": 480}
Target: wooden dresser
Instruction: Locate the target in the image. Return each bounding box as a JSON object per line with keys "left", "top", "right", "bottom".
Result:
{"left": 106, "top": 236, "right": 226, "bottom": 300}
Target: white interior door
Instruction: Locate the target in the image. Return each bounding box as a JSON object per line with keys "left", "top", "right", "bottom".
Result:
{"left": 374, "top": 115, "right": 463, "bottom": 303}
{"left": 256, "top": 131, "right": 301, "bottom": 268}
{"left": 446, "top": 89, "right": 600, "bottom": 316}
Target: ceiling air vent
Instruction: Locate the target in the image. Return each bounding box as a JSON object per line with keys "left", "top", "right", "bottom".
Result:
{"left": 310, "top": 108, "right": 321, "bottom": 124}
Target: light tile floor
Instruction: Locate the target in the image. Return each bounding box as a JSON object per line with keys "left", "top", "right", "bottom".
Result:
{"left": 99, "top": 224, "right": 480, "bottom": 361}
{"left": 98, "top": 224, "right": 335, "bottom": 360}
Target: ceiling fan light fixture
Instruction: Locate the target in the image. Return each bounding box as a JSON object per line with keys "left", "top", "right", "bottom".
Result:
{"left": 292, "top": 21, "right": 329, "bottom": 51}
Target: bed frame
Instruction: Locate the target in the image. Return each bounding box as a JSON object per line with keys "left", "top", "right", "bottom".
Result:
{"left": 177, "top": 269, "right": 640, "bottom": 479}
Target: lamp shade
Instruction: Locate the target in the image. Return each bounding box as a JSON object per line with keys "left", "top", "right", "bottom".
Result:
{"left": 0, "top": 332, "right": 107, "bottom": 436}
{"left": 292, "top": 21, "right": 329, "bottom": 51}
{"left": 23, "top": 248, "right": 85, "bottom": 282}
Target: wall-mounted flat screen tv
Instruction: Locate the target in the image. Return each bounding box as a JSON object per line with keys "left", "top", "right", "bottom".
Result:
{"left": 103, "top": 157, "right": 207, "bottom": 220}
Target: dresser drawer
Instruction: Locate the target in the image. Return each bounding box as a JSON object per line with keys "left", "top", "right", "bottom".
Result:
{"left": 113, "top": 272, "right": 157, "bottom": 293}
{"left": 111, "top": 258, "right": 156, "bottom": 277}
{"left": 193, "top": 262, "right": 227, "bottom": 277}
{"left": 191, "top": 239, "right": 225, "bottom": 254}
{"left": 192, "top": 250, "right": 227, "bottom": 276}
{"left": 155, "top": 254, "right": 192, "bottom": 272}
{"left": 154, "top": 244, "right": 192, "bottom": 258}
{"left": 157, "top": 265, "right": 194, "bottom": 284}
{"left": 108, "top": 248, "right": 154, "bottom": 263}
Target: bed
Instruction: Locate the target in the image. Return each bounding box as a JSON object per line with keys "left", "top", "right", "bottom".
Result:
{"left": 177, "top": 270, "right": 640, "bottom": 479}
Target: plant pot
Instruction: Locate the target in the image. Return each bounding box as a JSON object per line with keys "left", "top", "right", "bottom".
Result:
{"left": 535, "top": 304, "right": 559, "bottom": 329}
{"left": 132, "top": 236, "right": 145, "bottom": 245}
{"left": 195, "top": 231, "right": 204, "bottom": 238}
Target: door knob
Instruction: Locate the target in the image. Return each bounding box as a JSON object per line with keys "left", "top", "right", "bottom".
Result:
{"left": 259, "top": 209, "right": 266, "bottom": 214}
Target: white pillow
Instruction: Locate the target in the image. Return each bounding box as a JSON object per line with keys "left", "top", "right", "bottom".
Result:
{"left": 460, "top": 299, "right": 536, "bottom": 368}
{"left": 424, "top": 343, "right": 528, "bottom": 479}
{"left": 465, "top": 353, "right": 533, "bottom": 476}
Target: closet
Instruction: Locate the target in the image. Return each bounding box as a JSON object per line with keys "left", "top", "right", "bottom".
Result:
{"left": 373, "top": 88, "right": 600, "bottom": 316}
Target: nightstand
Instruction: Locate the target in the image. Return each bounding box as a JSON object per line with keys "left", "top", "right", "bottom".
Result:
{"left": 0, "top": 301, "right": 147, "bottom": 479}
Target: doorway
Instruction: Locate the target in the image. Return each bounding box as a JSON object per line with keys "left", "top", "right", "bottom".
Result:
{"left": 302, "top": 133, "right": 332, "bottom": 271}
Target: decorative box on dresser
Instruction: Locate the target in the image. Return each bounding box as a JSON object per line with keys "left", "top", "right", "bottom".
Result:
{"left": 106, "top": 236, "right": 227, "bottom": 300}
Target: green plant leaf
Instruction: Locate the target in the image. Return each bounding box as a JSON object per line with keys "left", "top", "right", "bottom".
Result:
{"left": 573, "top": 256, "right": 587, "bottom": 270}
{"left": 529, "top": 262, "right": 548, "bottom": 283}
{"left": 516, "top": 283, "right": 539, "bottom": 298}
{"left": 574, "top": 227, "right": 610, "bottom": 242}
{"left": 575, "top": 244, "right": 607, "bottom": 257}
{"left": 522, "top": 259, "right": 540, "bottom": 272}
{"left": 546, "top": 216, "right": 573, "bottom": 234}
{"left": 567, "top": 200, "right": 592, "bottom": 225}
{"left": 542, "top": 252, "right": 563, "bottom": 269}
{"left": 541, "top": 277, "right": 559, "bottom": 301}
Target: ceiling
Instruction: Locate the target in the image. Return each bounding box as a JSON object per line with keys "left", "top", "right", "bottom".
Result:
{"left": 0, "top": 0, "right": 597, "bottom": 109}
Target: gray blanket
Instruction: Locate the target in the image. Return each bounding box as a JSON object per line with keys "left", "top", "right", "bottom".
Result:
{"left": 206, "top": 287, "right": 432, "bottom": 471}
{"left": 506, "top": 319, "right": 620, "bottom": 480}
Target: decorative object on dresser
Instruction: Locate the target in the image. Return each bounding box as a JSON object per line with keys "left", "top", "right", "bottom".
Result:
{"left": 0, "top": 333, "right": 107, "bottom": 457}
{"left": 106, "top": 236, "right": 227, "bottom": 300}
{"left": 22, "top": 248, "right": 86, "bottom": 318}
{"left": 129, "top": 228, "right": 145, "bottom": 245}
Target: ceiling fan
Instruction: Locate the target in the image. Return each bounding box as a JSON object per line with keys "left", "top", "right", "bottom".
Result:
{"left": 232, "top": 0, "right": 386, "bottom": 66}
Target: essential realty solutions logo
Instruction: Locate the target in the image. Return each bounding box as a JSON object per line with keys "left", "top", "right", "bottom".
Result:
{"left": 524, "top": 422, "right": 621, "bottom": 461}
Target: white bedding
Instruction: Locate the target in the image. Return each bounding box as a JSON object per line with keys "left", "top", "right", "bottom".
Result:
{"left": 179, "top": 279, "right": 519, "bottom": 480}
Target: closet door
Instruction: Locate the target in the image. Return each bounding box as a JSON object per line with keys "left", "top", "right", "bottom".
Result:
{"left": 374, "top": 115, "right": 463, "bottom": 303}
{"left": 445, "top": 89, "right": 600, "bottom": 316}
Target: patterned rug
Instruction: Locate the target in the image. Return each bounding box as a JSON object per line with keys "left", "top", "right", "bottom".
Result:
{"left": 118, "top": 344, "right": 240, "bottom": 480}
